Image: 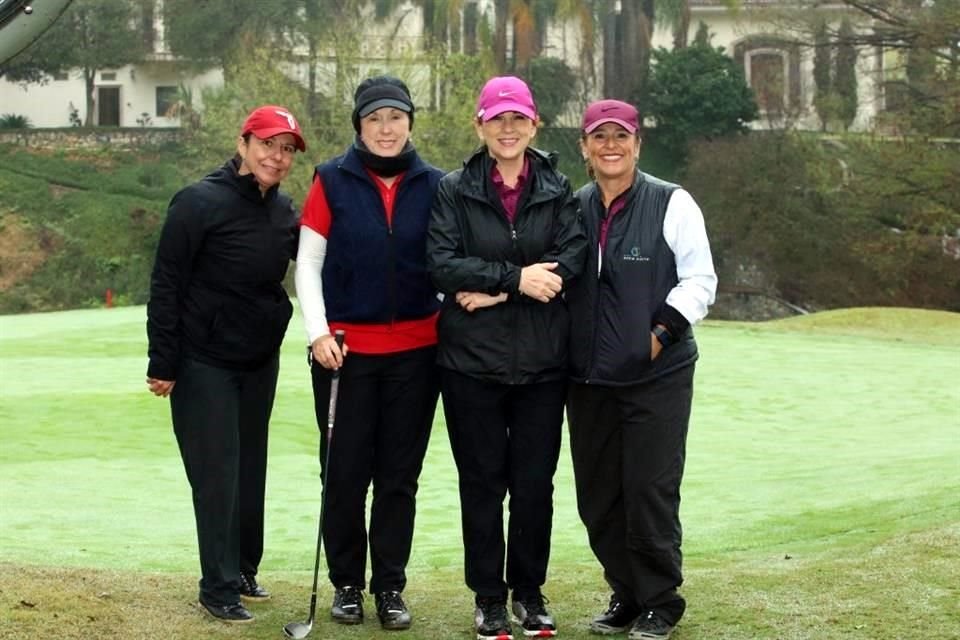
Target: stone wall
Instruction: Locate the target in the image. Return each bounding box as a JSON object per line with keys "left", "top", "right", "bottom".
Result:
{"left": 0, "top": 128, "right": 183, "bottom": 150}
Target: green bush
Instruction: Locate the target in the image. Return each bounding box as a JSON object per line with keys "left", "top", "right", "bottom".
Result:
{"left": 0, "top": 114, "right": 32, "bottom": 129}
{"left": 683, "top": 132, "right": 960, "bottom": 311}
{"left": 646, "top": 25, "right": 758, "bottom": 164}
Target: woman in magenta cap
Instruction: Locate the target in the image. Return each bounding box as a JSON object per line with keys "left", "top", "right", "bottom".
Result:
{"left": 295, "top": 76, "right": 443, "bottom": 631}
{"left": 427, "top": 75, "right": 586, "bottom": 640}
{"left": 565, "top": 99, "right": 717, "bottom": 640}
{"left": 146, "top": 105, "right": 305, "bottom": 623}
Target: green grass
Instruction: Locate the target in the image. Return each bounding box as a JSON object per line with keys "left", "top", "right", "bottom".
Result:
{"left": 1, "top": 306, "right": 958, "bottom": 639}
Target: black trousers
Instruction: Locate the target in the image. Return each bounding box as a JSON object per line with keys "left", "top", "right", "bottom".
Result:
{"left": 310, "top": 346, "right": 439, "bottom": 594}
{"left": 440, "top": 368, "right": 565, "bottom": 600}
{"left": 566, "top": 365, "right": 695, "bottom": 626}
{"left": 170, "top": 355, "right": 278, "bottom": 606}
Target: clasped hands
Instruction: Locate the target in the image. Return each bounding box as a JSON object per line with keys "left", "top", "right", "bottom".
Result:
{"left": 456, "top": 262, "right": 562, "bottom": 312}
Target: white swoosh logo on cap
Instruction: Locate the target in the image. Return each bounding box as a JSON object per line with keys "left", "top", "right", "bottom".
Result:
{"left": 498, "top": 91, "right": 515, "bottom": 97}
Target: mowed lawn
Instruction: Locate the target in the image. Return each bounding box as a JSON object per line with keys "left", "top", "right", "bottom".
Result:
{"left": 0, "top": 306, "right": 957, "bottom": 640}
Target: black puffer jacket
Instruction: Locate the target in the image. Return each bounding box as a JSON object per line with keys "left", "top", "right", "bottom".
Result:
{"left": 426, "top": 147, "right": 586, "bottom": 384}
{"left": 147, "top": 158, "right": 299, "bottom": 379}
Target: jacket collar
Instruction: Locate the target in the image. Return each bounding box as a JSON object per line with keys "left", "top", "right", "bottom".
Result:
{"left": 205, "top": 156, "right": 280, "bottom": 204}
{"left": 459, "top": 146, "right": 565, "bottom": 206}
{"left": 336, "top": 144, "right": 430, "bottom": 185}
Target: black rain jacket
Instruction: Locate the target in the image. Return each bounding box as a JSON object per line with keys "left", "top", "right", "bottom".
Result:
{"left": 146, "top": 158, "right": 299, "bottom": 380}
{"left": 426, "top": 147, "right": 587, "bottom": 384}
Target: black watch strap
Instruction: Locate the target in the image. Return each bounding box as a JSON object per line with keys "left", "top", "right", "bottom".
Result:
{"left": 652, "top": 325, "right": 673, "bottom": 348}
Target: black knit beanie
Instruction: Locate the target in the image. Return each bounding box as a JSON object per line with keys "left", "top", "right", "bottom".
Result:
{"left": 352, "top": 75, "right": 415, "bottom": 133}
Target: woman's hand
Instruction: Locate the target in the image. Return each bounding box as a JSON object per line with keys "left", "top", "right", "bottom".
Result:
{"left": 519, "top": 262, "right": 563, "bottom": 302}
{"left": 650, "top": 332, "right": 663, "bottom": 360}
{"left": 456, "top": 291, "right": 508, "bottom": 312}
{"left": 146, "top": 378, "right": 175, "bottom": 397}
{"left": 311, "top": 334, "right": 349, "bottom": 369}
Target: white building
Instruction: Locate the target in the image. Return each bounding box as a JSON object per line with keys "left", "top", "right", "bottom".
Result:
{"left": 0, "top": 0, "right": 888, "bottom": 131}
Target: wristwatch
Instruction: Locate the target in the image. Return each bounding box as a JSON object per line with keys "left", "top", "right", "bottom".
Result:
{"left": 652, "top": 325, "right": 673, "bottom": 348}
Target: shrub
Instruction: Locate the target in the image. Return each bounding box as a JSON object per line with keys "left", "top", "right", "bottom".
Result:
{"left": 0, "top": 114, "right": 32, "bottom": 129}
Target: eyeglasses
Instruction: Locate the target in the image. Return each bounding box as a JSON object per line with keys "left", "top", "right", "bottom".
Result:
{"left": 253, "top": 136, "right": 298, "bottom": 157}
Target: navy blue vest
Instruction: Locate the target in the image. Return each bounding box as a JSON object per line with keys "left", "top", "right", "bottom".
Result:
{"left": 317, "top": 147, "right": 443, "bottom": 323}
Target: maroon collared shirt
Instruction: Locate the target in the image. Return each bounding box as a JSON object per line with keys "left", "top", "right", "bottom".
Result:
{"left": 491, "top": 156, "right": 530, "bottom": 223}
{"left": 599, "top": 189, "right": 629, "bottom": 251}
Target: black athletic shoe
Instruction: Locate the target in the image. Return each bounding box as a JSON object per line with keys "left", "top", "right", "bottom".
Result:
{"left": 331, "top": 586, "right": 364, "bottom": 624}
{"left": 589, "top": 594, "right": 640, "bottom": 635}
{"left": 511, "top": 592, "right": 556, "bottom": 637}
{"left": 198, "top": 599, "right": 254, "bottom": 623}
{"left": 628, "top": 610, "right": 674, "bottom": 640}
{"left": 475, "top": 595, "right": 514, "bottom": 640}
{"left": 239, "top": 572, "right": 270, "bottom": 601}
{"left": 375, "top": 590, "right": 412, "bottom": 630}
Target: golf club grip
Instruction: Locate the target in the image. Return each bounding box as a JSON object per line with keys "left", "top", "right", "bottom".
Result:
{"left": 326, "top": 330, "right": 345, "bottom": 430}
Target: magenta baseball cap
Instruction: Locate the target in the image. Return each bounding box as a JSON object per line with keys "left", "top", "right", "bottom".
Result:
{"left": 241, "top": 105, "right": 306, "bottom": 151}
{"left": 476, "top": 76, "right": 537, "bottom": 122}
{"left": 581, "top": 99, "right": 639, "bottom": 134}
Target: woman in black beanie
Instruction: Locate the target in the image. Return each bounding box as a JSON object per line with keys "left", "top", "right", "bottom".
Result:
{"left": 295, "top": 76, "right": 443, "bottom": 631}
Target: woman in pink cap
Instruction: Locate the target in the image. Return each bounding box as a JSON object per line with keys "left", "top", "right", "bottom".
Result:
{"left": 565, "top": 99, "right": 717, "bottom": 640}
{"left": 427, "top": 76, "right": 586, "bottom": 640}
{"left": 146, "top": 105, "right": 305, "bottom": 623}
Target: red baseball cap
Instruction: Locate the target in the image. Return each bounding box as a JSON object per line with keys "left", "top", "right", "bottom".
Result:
{"left": 581, "top": 99, "right": 639, "bottom": 134}
{"left": 476, "top": 76, "right": 537, "bottom": 122}
{"left": 241, "top": 105, "right": 306, "bottom": 151}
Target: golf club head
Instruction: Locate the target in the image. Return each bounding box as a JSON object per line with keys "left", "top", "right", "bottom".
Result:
{"left": 282, "top": 621, "right": 312, "bottom": 639}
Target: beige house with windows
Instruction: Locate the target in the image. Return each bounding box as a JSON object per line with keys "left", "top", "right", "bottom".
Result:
{"left": 0, "top": 0, "right": 887, "bottom": 131}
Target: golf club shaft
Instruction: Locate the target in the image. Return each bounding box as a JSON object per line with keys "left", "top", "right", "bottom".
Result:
{"left": 301, "top": 330, "right": 346, "bottom": 632}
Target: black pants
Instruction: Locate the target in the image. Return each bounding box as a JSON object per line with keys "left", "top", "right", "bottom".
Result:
{"left": 310, "top": 346, "right": 439, "bottom": 594}
{"left": 440, "top": 368, "right": 565, "bottom": 600}
{"left": 566, "top": 365, "right": 695, "bottom": 626}
{"left": 170, "top": 355, "right": 278, "bottom": 606}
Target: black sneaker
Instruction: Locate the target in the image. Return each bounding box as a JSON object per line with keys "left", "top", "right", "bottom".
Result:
{"left": 511, "top": 593, "right": 556, "bottom": 637}
{"left": 198, "top": 599, "right": 254, "bottom": 623}
{"left": 628, "top": 610, "right": 674, "bottom": 640}
{"left": 331, "top": 586, "right": 364, "bottom": 624}
{"left": 375, "top": 590, "right": 412, "bottom": 630}
{"left": 239, "top": 571, "right": 270, "bottom": 601}
{"left": 475, "top": 595, "right": 513, "bottom": 640}
{"left": 589, "top": 594, "right": 640, "bottom": 635}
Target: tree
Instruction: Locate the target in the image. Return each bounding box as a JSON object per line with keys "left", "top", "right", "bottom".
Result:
{"left": 162, "top": 0, "right": 301, "bottom": 73}
{"left": 0, "top": 0, "right": 152, "bottom": 126}
{"left": 834, "top": 18, "right": 857, "bottom": 129}
{"left": 812, "top": 19, "right": 833, "bottom": 130}
{"left": 773, "top": 0, "right": 960, "bottom": 136}
{"left": 526, "top": 56, "right": 577, "bottom": 125}
{"left": 646, "top": 24, "right": 758, "bottom": 160}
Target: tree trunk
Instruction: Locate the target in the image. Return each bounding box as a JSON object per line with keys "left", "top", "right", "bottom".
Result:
{"left": 673, "top": 1, "right": 691, "bottom": 49}
{"left": 83, "top": 68, "right": 95, "bottom": 127}
{"left": 513, "top": 1, "right": 536, "bottom": 75}
{"left": 602, "top": 7, "right": 619, "bottom": 97}
{"left": 494, "top": 0, "right": 509, "bottom": 73}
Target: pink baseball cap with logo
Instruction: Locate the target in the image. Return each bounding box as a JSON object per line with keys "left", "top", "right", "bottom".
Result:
{"left": 581, "top": 99, "right": 639, "bottom": 134}
{"left": 241, "top": 105, "right": 306, "bottom": 151}
{"left": 476, "top": 76, "right": 538, "bottom": 122}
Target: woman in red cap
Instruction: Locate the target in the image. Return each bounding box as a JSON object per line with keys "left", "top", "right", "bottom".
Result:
{"left": 565, "top": 99, "right": 717, "bottom": 640}
{"left": 427, "top": 75, "right": 586, "bottom": 640}
{"left": 295, "top": 76, "right": 443, "bottom": 631}
{"left": 146, "top": 105, "right": 306, "bottom": 623}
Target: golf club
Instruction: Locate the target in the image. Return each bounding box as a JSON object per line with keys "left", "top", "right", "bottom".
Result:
{"left": 283, "top": 329, "right": 346, "bottom": 640}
